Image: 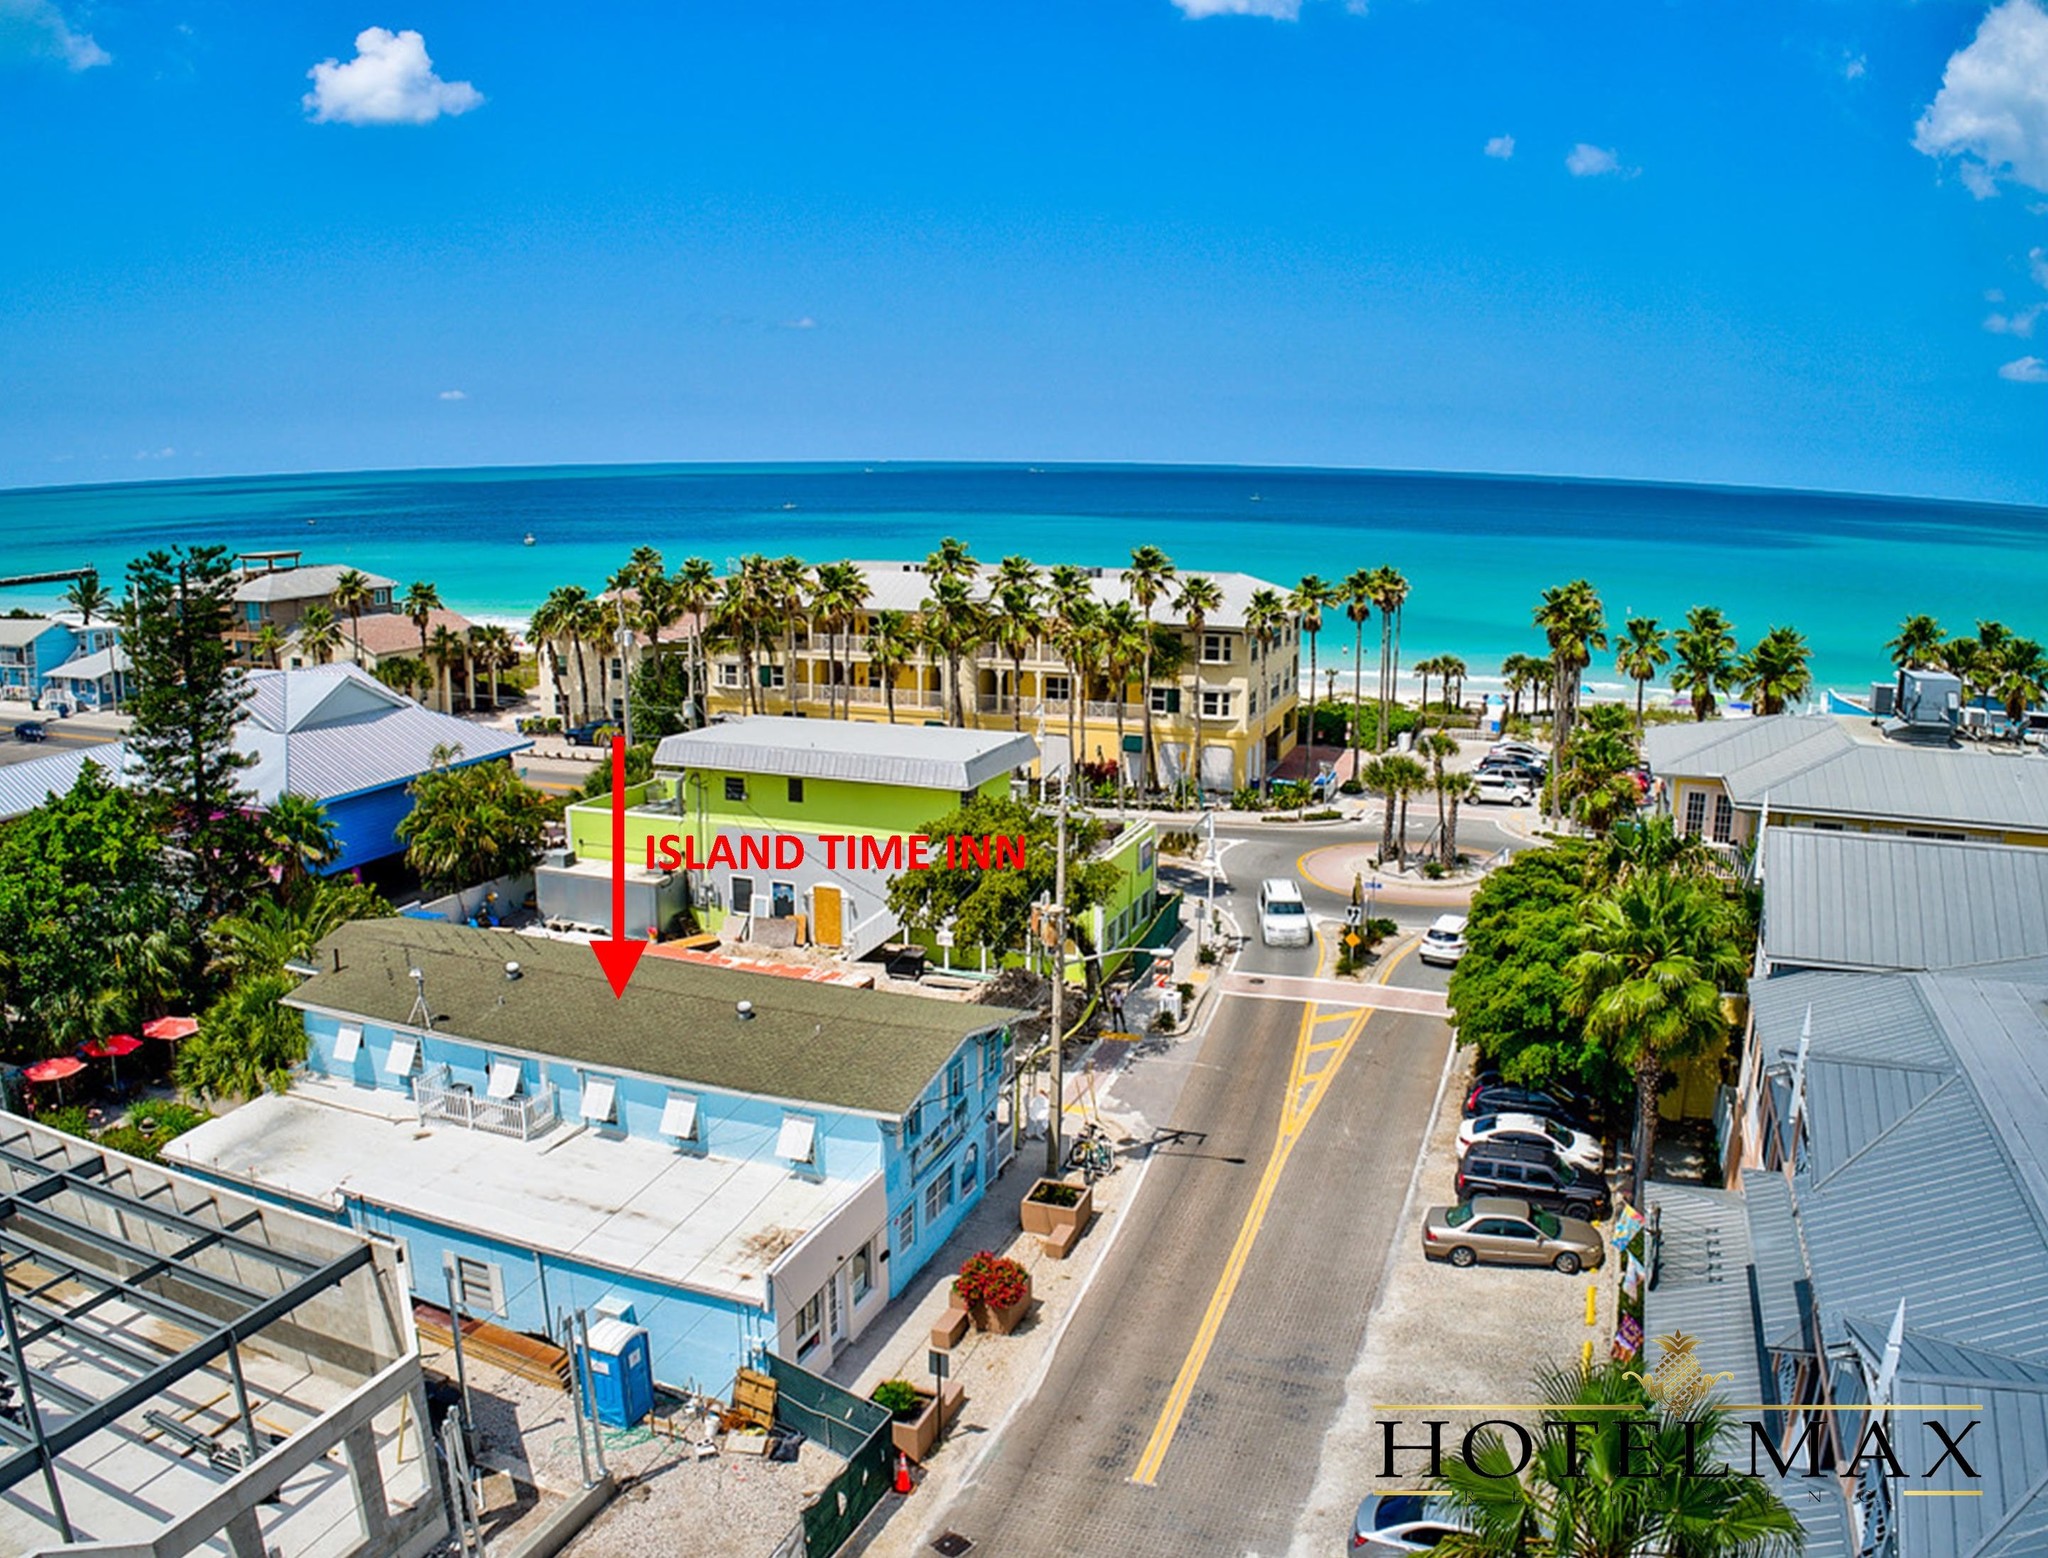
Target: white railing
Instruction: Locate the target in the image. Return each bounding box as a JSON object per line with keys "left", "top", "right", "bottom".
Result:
{"left": 414, "top": 1062, "right": 558, "bottom": 1141}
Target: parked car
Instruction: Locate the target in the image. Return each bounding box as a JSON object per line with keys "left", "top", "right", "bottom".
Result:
{"left": 1463, "top": 1078, "right": 1593, "bottom": 1132}
{"left": 1350, "top": 1492, "right": 1471, "bottom": 1552}
{"left": 562, "top": 721, "right": 609, "bottom": 746}
{"left": 1417, "top": 913, "right": 1468, "bottom": 966}
{"left": 1420, "top": 1195, "right": 1606, "bottom": 1274}
{"left": 1470, "top": 771, "right": 1534, "bottom": 806}
{"left": 1258, "top": 878, "right": 1314, "bottom": 947}
{"left": 1457, "top": 1111, "right": 1604, "bottom": 1174}
{"left": 12, "top": 721, "right": 47, "bottom": 743}
{"left": 1477, "top": 757, "right": 1546, "bottom": 785}
{"left": 1488, "top": 740, "right": 1547, "bottom": 762}
{"left": 1456, "top": 1141, "right": 1611, "bottom": 1223}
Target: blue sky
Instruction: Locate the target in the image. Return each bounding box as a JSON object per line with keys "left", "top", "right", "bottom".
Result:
{"left": 3, "top": 0, "right": 2045, "bottom": 501}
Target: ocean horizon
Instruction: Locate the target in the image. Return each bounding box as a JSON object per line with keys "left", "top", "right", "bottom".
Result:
{"left": 7, "top": 459, "right": 2045, "bottom": 697}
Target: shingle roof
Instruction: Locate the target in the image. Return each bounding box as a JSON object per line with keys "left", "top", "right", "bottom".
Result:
{"left": 233, "top": 564, "right": 396, "bottom": 604}
{"left": 287, "top": 919, "right": 1019, "bottom": 1116}
{"left": 1762, "top": 829, "right": 2048, "bottom": 974}
{"left": 304, "top": 608, "right": 471, "bottom": 659}
{"left": 655, "top": 717, "right": 1037, "bottom": 791}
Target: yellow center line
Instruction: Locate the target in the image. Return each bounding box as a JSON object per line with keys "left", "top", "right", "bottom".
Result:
{"left": 1131, "top": 937, "right": 1421, "bottom": 1487}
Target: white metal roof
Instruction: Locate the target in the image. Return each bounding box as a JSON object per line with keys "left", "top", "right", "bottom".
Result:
{"left": 655, "top": 716, "right": 1036, "bottom": 791}
{"left": 232, "top": 564, "right": 397, "bottom": 604}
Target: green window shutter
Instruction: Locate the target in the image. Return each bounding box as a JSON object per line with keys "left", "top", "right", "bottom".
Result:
{"left": 1166, "top": 689, "right": 1182, "bottom": 713}
{"left": 759, "top": 665, "right": 774, "bottom": 687}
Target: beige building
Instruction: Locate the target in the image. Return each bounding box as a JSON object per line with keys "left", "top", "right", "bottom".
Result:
{"left": 692, "top": 561, "right": 1302, "bottom": 792}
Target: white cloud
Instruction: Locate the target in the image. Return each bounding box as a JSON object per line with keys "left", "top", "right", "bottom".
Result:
{"left": 1566, "top": 143, "right": 1623, "bottom": 177}
{"left": 0, "top": 0, "right": 109, "bottom": 69}
{"left": 438, "top": 388, "right": 468, "bottom": 400}
{"left": 2032, "top": 246, "right": 2048, "bottom": 288}
{"left": 1843, "top": 52, "right": 1867, "bottom": 81}
{"left": 1484, "top": 135, "right": 1515, "bottom": 160}
{"left": 782, "top": 316, "right": 818, "bottom": 330}
{"left": 1170, "top": 0, "right": 1302, "bottom": 16}
{"left": 1913, "top": 0, "right": 2048, "bottom": 198}
{"left": 1998, "top": 354, "right": 2048, "bottom": 381}
{"left": 133, "top": 446, "right": 176, "bottom": 461}
{"left": 303, "top": 28, "right": 482, "bottom": 126}
{"left": 1985, "top": 303, "right": 2045, "bottom": 335}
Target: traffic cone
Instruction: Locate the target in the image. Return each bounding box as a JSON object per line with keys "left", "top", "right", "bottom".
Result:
{"left": 894, "top": 1451, "right": 913, "bottom": 1494}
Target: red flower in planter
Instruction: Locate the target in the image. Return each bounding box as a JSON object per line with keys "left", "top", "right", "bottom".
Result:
{"left": 952, "top": 1250, "right": 1030, "bottom": 1310}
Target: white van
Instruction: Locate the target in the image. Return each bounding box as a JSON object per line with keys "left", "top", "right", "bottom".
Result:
{"left": 1258, "top": 878, "right": 1314, "bottom": 947}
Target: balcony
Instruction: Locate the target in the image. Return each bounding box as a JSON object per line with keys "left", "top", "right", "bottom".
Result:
{"left": 414, "top": 1062, "right": 559, "bottom": 1141}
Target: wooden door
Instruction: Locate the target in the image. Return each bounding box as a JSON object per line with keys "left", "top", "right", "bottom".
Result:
{"left": 812, "top": 885, "right": 843, "bottom": 947}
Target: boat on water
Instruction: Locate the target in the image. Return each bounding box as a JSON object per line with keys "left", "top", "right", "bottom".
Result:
{"left": 522, "top": 532, "right": 536, "bottom": 546}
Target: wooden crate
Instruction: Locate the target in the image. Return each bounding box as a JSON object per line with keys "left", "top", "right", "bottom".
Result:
{"left": 730, "top": 1367, "right": 778, "bottom": 1431}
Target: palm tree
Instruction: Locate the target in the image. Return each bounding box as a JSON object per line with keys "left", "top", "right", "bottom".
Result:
{"left": 373, "top": 654, "right": 428, "bottom": 702}
{"left": 332, "top": 568, "right": 373, "bottom": 665}
{"left": 1938, "top": 633, "right": 1983, "bottom": 704}
{"left": 1123, "top": 545, "right": 1177, "bottom": 793}
{"left": 811, "top": 560, "right": 869, "bottom": 720}
{"left": 428, "top": 624, "right": 468, "bottom": 714}
{"left": 1341, "top": 569, "right": 1374, "bottom": 775}
{"left": 62, "top": 570, "right": 112, "bottom": 632}
{"left": 1888, "top": 613, "right": 1943, "bottom": 673}
{"left": 468, "top": 624, "right": 516, "bottom": 709}
{"left": 1989, "top": 635, "right": 2048, "bottom": 723}
{"left": 921, "top": 574, "right": 984, "bottom": 728}
{"left": 261, "top": 793, "right": 339, "bottom": 884}
{"left": 925, "top": 536, "right": 977, "bottom": 585}
{"left": 1671, "top": 606, "right": 1737, "bottom": 722}
{"left": 1387, "top": 754, "right": 1430, "bottom": 870}
{"left": 1439, "top": 654, "right": 1468, "bottom": 719}
{"left": 1739, "top": 626, "right": 1812, "bottom": 715}
{"left": 671, "top": 556, "right": 718, "bottom": 728}
{"left": 1414, "top": 654, "right": 1447, "bottom": 728}
{"left": 769, "top": 556, "right": 811, "bottom": 715}
{"left": 987, "top": 564, "right": 1045, "bottom": 732}
{"left": 866, "top": 610, "right": 916, "bottom": 723}
{"left": 298, "top": 603, "right": 341, "bottom": 666}
{"left": 1098, "top": 601, "right": 1149, "bottom": 804}
{"left": 1047, "top": 565, "right": 1098, "bottom": 772}
{"left": 1616, "top": 617, "right": 1670, "bottom": 730}
{"left": 1423, "top": 731, "right": 1458, "bottom": 860}
{"left": 1567, "top": 868, "right": 1748, "bottom": 1205}
{"left": 712, "top": 571, "right": 760, "bottom": 715}
{"left": 1437, "top": 1358, "right": 1801, "bottom": 1558}
{"left": 401, "top": 580, "right": 444, "bottom": 664}
{"left": 1174, "top": 574, "right": 1225, "bottom": 798}
{"left": 1368, "top": 567, "right": 1411, "bottom": 753}
{"left": 251, "top": 621, "right": 287, "bottom": 670}
{"left": 1290, "top": 575, "right": 1334, "bottom": 780}
{"left": 1244, "top": 587, "right": 1289, "bottom": 797}
{"left": 1439, "top": 771, "right": 1477, "bottom": 868}
{"left": 530, "top": 585, "right": 588, "bottom": 723}
{"left": 178, "top": 971, "right": 307, "bottom": 1101}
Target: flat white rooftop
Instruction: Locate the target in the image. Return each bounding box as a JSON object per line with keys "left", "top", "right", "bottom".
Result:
{"left": 165, "top": 1079, "right": 872, "bottom": 1308}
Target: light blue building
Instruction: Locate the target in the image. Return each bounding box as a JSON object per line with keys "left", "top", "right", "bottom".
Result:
{"left": 0, "top": 616, "right": 102, "bottom": 706}
{"left": 167, "top": 919, "right": 1019, "bottom": 1390}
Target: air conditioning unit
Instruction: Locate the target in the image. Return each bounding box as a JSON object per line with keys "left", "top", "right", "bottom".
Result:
{"left": 543, "top": 847, "right": 574, "bottom": 869}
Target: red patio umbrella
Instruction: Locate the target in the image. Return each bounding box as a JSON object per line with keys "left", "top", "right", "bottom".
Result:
{"left": 22, "top": 1057, "right": 84, "bottom": 1083}
{"left": 142, "top": 1016, "right": 199, "bottom": 1041}
{"left": 80, "top": 1034, "right": 143, "bottom": 1059}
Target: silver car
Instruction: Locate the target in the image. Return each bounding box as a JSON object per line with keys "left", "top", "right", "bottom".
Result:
{"left": 1419, "top": 1195, "right": 1605, "bottom": 1274}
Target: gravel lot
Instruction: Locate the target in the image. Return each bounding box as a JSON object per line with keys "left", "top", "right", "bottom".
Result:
{"left": 1287, "top": 1047, "right": 1620, "bottom": 1556}
{"left": 413, "top": 1337, "right": 841, "bottom": 1558}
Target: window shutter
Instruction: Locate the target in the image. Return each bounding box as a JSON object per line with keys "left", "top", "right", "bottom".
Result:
{"left": 1166, "top": 688, "right": 1182, "bottom": 713}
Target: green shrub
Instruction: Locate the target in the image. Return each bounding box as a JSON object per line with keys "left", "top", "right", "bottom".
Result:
{"left": 39, "top": 1104, "right": 92, "bottom": 1139}
{"left": 871, "top": 1379, "right": 925, "bottom": 1420}
{"left": 1027, "top": 1180, "right": 1083, "bottom": 1207}
{"left": 1339, "top": 779, "right": 1364, "bottom": 795}
{"left": 1303, "top": 808, "right": 1343, "bottom": 822}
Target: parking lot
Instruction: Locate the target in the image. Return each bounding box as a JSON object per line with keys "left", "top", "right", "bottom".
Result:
{"left": 1288, "top": 1047, "right": 1619, "bottom": 1555}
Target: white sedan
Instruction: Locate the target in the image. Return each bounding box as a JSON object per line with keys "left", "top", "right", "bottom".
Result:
{"left": 1456, "top": 1110, "right": 1604, "bottom": 1174}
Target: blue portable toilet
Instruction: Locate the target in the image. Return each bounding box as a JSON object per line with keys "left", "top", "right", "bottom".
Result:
{"left": 582, "top": 1316, "right": 654, "bottom": 1428}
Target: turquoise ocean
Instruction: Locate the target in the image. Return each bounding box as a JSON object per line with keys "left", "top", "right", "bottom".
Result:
{"left": 5, "top": 462, "right": 2045, "bottom": 699}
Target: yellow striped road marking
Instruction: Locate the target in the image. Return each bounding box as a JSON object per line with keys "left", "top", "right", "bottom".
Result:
{"left": 1130, "top": 938, "right": 1420, "bottom": 1486}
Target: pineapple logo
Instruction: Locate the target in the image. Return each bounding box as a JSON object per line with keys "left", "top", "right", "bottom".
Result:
{"left": 1631, "top": 1331, "right": 1734, "bottom": 1415}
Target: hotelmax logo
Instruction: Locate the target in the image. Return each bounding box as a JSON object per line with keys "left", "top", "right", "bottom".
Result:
{"left": 644, "top": 832, "right": 1028, "bottom": 872}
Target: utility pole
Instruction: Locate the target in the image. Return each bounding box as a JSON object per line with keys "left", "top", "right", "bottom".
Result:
{"left": 617, "top": 591, "right": 634, "bottom": 752}
{"left": 1201, "top": 806, "right": 1217, "bottom": 949}
{"left": 1044, "top": 783, "right": 1069, "bottom": 1179}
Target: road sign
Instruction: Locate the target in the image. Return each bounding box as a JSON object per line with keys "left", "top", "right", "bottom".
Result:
{"left": 929, "top": 1348, "right": 951, "bottom": 1379}
{"left": 1343, "top": 932, "right": 1363, "bottom": 949}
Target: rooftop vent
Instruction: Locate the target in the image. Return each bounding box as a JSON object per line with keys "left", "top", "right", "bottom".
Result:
{"left": 736, "top": 1000, "right": 755, "bottom": 1021}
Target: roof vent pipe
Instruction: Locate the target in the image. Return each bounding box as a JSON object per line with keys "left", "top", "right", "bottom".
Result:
{"left": 736, "top": 1000, "right": 755, "bottom": 1021}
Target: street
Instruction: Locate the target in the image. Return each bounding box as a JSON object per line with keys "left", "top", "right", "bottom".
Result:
{"left": 920, "top": 833, "right": 1459, "bottom": 1557}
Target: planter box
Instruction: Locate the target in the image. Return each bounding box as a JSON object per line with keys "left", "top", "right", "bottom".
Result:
{"left": 968, "top": 1273, "right": 1033, "bottom": 1336}
{"left": 1020, "top": 1178, "right": 1093, "bottom": 1238}
{"left": 889, "top": 1391, "right": 941, "bottom": 1463}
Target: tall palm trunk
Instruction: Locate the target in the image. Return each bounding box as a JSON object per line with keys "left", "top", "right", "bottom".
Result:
{"left": 1188, "top": 664, "right": 1203, "bottom": 801}
{"left": 1395, "top": 787, "right": 1413, "bottom": 870}
{"left": 1442, "top": 790, "right": 1462, "bottom": 867}
{"left": 571, "top": 636, "right": 591, "bottom": 722}
{"left": 1302, "top": 631, "right": 1318, "bottom": 778}
{"left": 1351, "top": 617, "right": 1365, "bottom": 780}
{"left": 1140, "top": 609, "right": 1158, "bottom": 793}
{"left": 1378, "top": 615, "right": 1394, "bottom": 753}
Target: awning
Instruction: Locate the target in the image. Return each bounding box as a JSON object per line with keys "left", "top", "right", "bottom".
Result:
{"left": 80, "top": 1034, "right": 142, "bottom": 1059}
{"left": 776, "top": 1114, "right": 817, "bottom": 1164}
{"left": 578, "top": 1075, "right": 617, "bottom": 1123}
{"left": 660, "top": 1092, "right": 699, "bottom": 1140}
{"left": 487, "top": 1057, "right": 522, "bottom": 1100}
{"left": 143, "top": 1016, "right": 199, "bottom": 1041}
{"left": 22, "top": 1057, "right": 84, "bottom": 1084}
{"left": 333, "top": 1023, "right": 363, "bottom": 1063}
{"left": 386, "top": 1033, "right": 419, "bottom": 1076}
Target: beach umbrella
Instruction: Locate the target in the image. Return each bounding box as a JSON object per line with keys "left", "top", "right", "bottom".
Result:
{"left": 21, "top": 1055, "right": 85, "bottom": 1107}
{"left": 81, "top": 1033, "right": 143, "bottom": 1088}
{"left": 142, "top": 1016, "right": 198, "bottom": 1041}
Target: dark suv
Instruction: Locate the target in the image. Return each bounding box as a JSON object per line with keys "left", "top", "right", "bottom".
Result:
{"left": 1456, "top": 1140, "right": 1612, "bottom": 1223}
{"left": 1464, "top": 1080, "right": 1592, "bottom": 1134}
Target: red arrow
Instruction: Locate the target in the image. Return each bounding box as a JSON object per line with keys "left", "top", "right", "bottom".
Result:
{"left": 591, "top": 735, "right": 647, "bottom": 998}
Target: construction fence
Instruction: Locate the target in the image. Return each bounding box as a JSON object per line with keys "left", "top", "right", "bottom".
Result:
{"left": 763, "top": 1354, "right": 894, "bottom": 1558}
